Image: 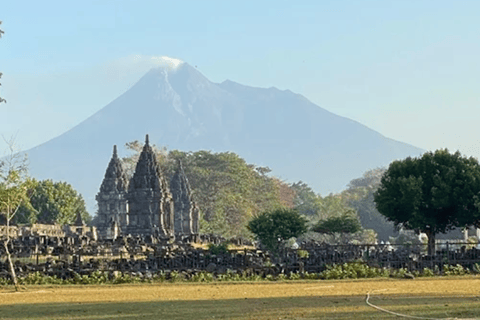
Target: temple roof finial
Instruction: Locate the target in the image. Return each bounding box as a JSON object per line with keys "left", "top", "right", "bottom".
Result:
{"left": 145, "top": 134, "right": 149, "bottom": 146}
{"left": 99, "top": 144, "right": 128, "bottom": 193}
{"left": 74, "top": 211, "right": 85, "bottom": 227}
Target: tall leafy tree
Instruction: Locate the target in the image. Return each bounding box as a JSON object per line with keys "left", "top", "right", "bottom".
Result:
{"left": 374, "top": 149, "right": 480, "bottom": 255}
{"left": 248, "top": 208, "right": 308, "bottom": 255}
{"left": 312, "top": 210, "right": 362, "bottom": 244}
{"left": 272, "top": 178, "right": 295, "bottom": 209}
{"left": 290, "top": 181, "right": 322, "bottom": 216}
{"left": 17, "top": 179, "right": 89, "bottom": 225}
{"left": 166, "top": 150, "right": 285, "bottom": 237}
{"left": 291, "top": 185, "right": 375, "bottom": 243}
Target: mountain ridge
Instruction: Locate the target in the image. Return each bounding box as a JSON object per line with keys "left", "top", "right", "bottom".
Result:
{"left": 23, "top": 63, "right": 423, "bottom": 212}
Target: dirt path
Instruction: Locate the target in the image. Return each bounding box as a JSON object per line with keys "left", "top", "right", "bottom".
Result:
{"left": 1, "top": 277, "right": 479, "bottom": 305}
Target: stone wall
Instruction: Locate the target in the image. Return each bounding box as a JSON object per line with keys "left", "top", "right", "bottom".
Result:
{"left": 3, "top": 231, "right": 480, "bottom": 280}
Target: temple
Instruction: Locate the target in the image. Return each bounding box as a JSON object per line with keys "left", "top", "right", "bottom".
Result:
{"left": 171, "top": 160, "right": 200, "bottom": 235}
{"left": 96, "top": 135, "right": 199, "bottom": 240}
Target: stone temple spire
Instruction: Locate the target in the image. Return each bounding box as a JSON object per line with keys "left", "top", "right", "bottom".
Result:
{"left": 127, "top": 134, "right": 174, "bottom": 238}
{"left": 96, "top": 145, "right": 129, "bottom": 239}
{"left": 171, "top": 160, "right": 200, "bottom": 235}
{"left": 129, "top": 135, "right": 162, "bottom": 191}
{"left": 99, "top": 145, "right": 128, "bottom": 193}
{"left": 74, "top": 211, "right": 85, "bottom": 227}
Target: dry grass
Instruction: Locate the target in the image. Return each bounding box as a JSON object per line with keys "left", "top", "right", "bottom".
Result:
{"left": 1, "top": 277, "right": 480, "bottom": 319}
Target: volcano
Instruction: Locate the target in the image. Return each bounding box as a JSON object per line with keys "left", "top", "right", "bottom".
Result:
{"left": 25, "top": 61, "right": 423, "bottom": 213}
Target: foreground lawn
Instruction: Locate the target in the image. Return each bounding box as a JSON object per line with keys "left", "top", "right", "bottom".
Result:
{"left": 1, "top": 278, "right": 480, "bottom": 319}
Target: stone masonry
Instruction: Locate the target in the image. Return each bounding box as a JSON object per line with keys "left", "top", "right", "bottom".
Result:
{"left": 171, "top": 160, "right": 200, "bottom": 235}
{"left": 126, "top": 135, "right": 174, "bottom": 238}
{"left": 95, "top": 145, "right": 129, "bottom": 239}
{"left": 96, "top": 135, "right": 199, "bottom": 240}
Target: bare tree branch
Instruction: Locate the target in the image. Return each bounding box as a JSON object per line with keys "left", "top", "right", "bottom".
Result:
{"left": 0, "top": 137, "right": 30, "bottom": 291}
{"left": 1, "top": 135, "right": 29, "bottom": 182}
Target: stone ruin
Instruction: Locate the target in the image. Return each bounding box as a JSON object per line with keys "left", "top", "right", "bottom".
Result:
{"left": 0, "top": 216, "right": 97, "bottom": 241}
{"left": 95, "top": 135, "right": 200, "bottom": 240}
{"left": 171, "top": 160, "right": 200, "bottom": 236}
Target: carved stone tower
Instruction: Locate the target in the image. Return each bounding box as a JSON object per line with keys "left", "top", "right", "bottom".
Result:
{"left": 96, "top": 145, "right": 129, "bottom": 239}
{"left": 171, "top": 160, "right": 200, "bottom": 235}
{"left": 126, "top": 135, "right": 175, "bottom": 238}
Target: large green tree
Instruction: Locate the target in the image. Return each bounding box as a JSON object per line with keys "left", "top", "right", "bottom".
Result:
{"left": 374, "top": 149, "right": 480, "bottom": 255}
{"left": 17, "top": 179, "right": 89, "bottom": 225}
{"left": 248, "top": 208, "right": 308, "bottom": 255}
{"left": 290, "top": 181, "right": 322, "bottom": 216}
{"left": 166, "top": 150, "right": 286, "bottom": 237}
{"left": 312, "top": 210, "right": 362, "bottom": 243}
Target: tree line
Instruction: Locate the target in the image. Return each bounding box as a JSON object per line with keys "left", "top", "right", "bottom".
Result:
{"left": 121, "top": 141, "right": 385, "bottom": 242}
{"left": 4, "top": 138, "right": 479, "bottom": 260}
{"left": 250, "top": 149, "right": 480, "bottom": 257}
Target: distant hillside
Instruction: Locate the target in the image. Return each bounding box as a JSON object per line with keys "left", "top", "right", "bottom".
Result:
{"left": 25, "top": 63, "right": 423, "bottom": 213}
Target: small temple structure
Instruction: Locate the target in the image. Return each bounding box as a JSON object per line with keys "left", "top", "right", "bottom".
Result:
{"left": 171, "top": 160, "right": 200, "bottom": 235}
{"left": 95, "top": 135, "right": 199, "bottom": 240}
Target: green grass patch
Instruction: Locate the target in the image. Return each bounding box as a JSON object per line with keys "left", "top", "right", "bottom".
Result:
{"left": 1, "top": 294, "right": 480, "bottom": 320}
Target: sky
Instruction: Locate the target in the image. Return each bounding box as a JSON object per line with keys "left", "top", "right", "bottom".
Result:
{"left": 1, "top": 0, "right": 480, "bottom": 161}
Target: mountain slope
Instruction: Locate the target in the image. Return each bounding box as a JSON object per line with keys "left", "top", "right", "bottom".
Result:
{"left": 26, "top": 62, "right": 423, "bottom": 212}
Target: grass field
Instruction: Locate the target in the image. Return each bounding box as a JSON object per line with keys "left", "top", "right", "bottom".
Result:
{"left": 1, "top": 277, "right": 480, "bottom": 319}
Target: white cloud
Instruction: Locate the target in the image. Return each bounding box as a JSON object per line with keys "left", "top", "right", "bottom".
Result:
{"left": 147, "top": 55, "right": 184, "bottom": 69}
{"left": 102, "top": 55, "right": 185, "bottom": 84}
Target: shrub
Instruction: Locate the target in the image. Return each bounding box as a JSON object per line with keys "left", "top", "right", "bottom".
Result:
{"left": 288, "top": 272, "right": 301, "bottom": 280}
{"left": 208, "top": 242, "right": 229, "bottom": 255}
{"left": 218, "top": 269, "right": 241, "bottom": 281}
{"left": 1, "top": 261, "right": 479, "bottom": 288}
{"left": 265, "top": 274, "right": 275, "bottom": 281}
{"left": 422, "top": 267, "right": 435, "bottom": 277}
{"left": 319, "top": 262, "right": 389, "bottom": 280}
{"left": 191, "top": 271, "right": 214, "bottom": 282}
{"left": 297, "top": 250, "right": 309, "bottom": 259}
{"left": 153, "top": 271, "right": 166, "bottom": 282}
{"left": 169, "top": 270, "right": 182, "bottom": 282}
{"left": 303, "top": 272, "right": 320, "bottom": 280}
{"left": 277, "top": 273, "right": 287, "bottom": 281}
{"left": 443, "top": 264, "right": 468, "bottom": 276}
{"left": 390, "top": 267, "right": 408, "bottom": 278}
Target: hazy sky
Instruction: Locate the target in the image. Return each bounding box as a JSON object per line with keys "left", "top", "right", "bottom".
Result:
{"left": 1, "top": 1, "right": 479, "bottom": 161}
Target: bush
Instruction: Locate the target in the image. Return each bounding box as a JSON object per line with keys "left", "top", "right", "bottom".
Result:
{"left": 297, "top": 250, "right": 309, "bottom": 259}
{"left": 303, "top": 272, "right": 320, "bottom": 280}
{"left": 319, "top": 262, "right": 389, "bottom": 280}
{"left": 288, "top": 272, "right": 301, "bottom": 280}
{"left": 443, "top": 264, "right": 469, "bottom": 276}
{"left": 191, "top": 271, "right": 214, "bottom": 282}
{"left": 169, "top": 270, "right": 183, "bottom": 282}
{"left": 422, "top": 267, "right": 435, "bottom": 277}
{"left": 277, "top": 273, "right": 287, "bottom": 281}
{"left": 390, "top": 267, "right": 408, "bottom": 278}
{"left": 1, "top": 261, "right": 478, "bottom": 288}
{"left": 265, "top": 274, "right": 275, "bottom": 281}
{"left": 208, "top": 242, "right": 229, "bottom": 255}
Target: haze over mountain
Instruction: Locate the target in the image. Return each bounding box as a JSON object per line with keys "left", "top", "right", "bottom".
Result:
{"left": 25, "top": 61, "right": 423, "bottom": 213}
